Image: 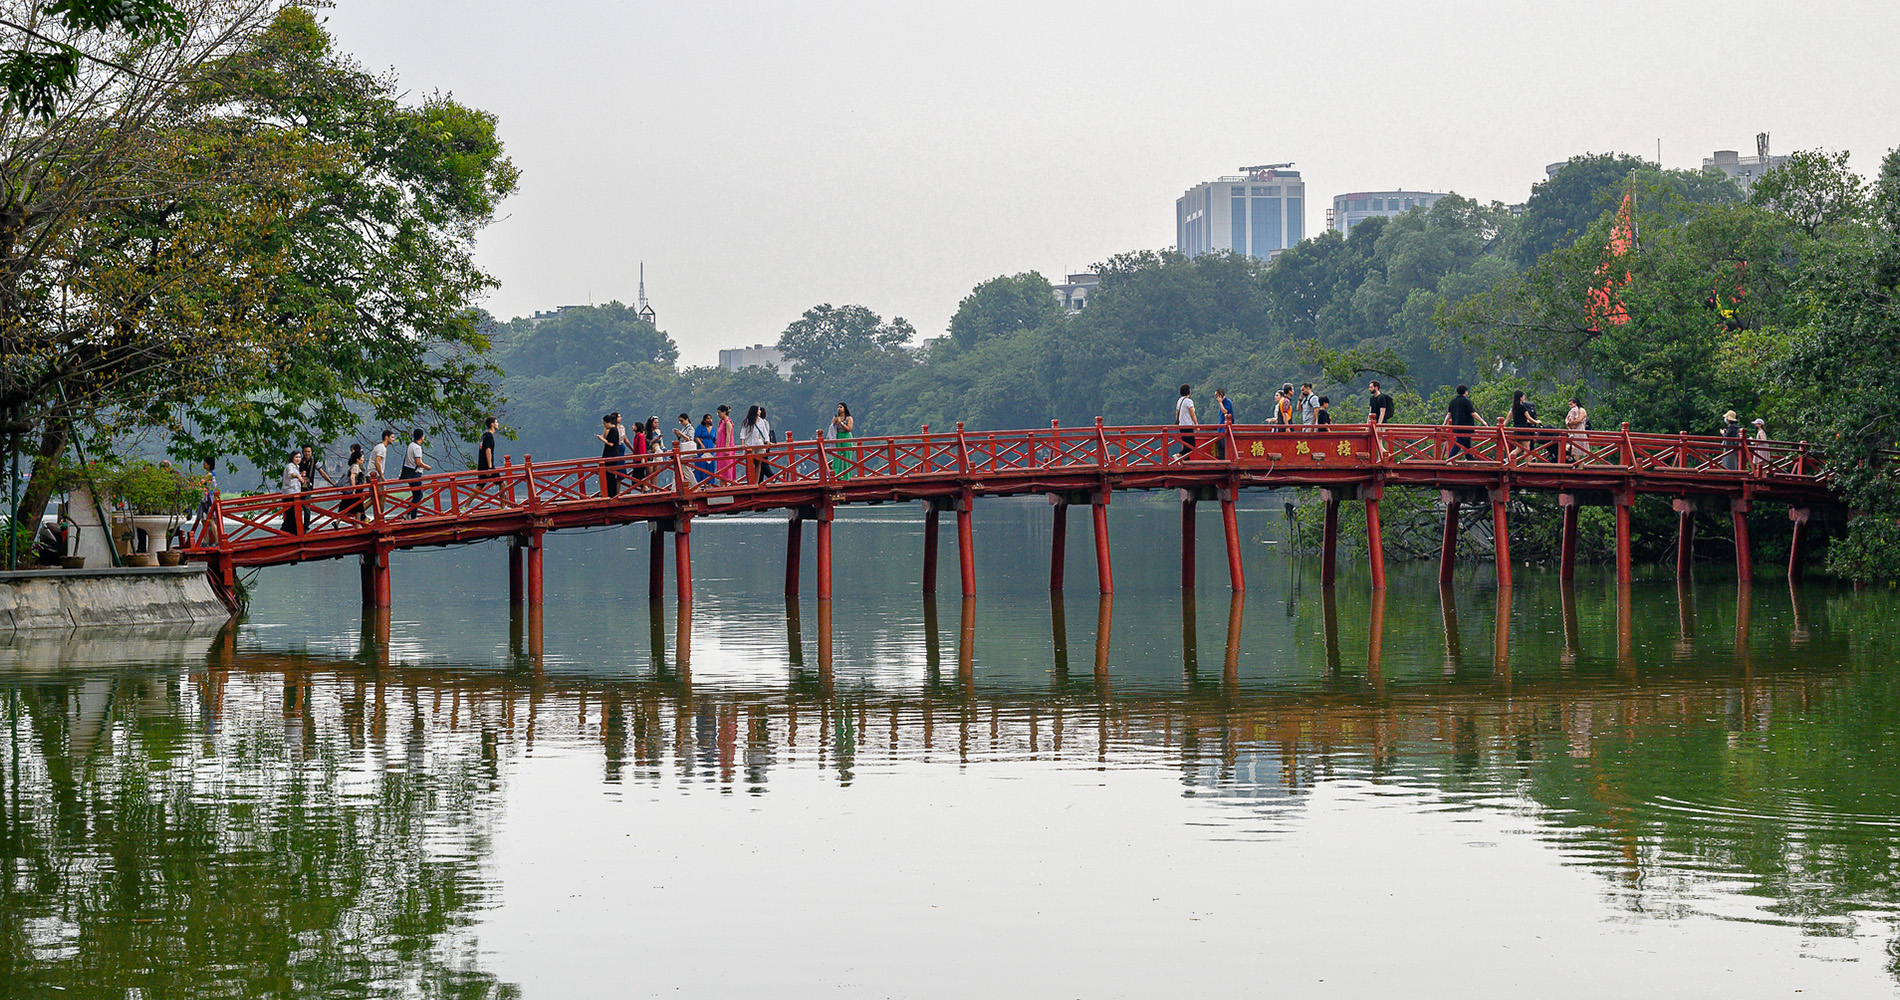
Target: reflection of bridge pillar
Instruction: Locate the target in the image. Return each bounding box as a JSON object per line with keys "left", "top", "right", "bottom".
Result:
{"left": 1439, "top": 583, "right": 1461, "bottom": 675}
{"left": 1490, "top": 486, "right": 1511, "bottom": 589}
{"left": 1048, "top": 498, "right": 1067, "bottom": 591}
{"left": 673, "top": 518, "right": 692, "bottom": 603}
{"left": 524, "top": 529, "right": 544, "bottom": 606}
{"left": 1093, "top": 593, "right": 1113, "bottom": 683}
{"left": 1091, "top": 491, "right": 1113, "bottom": 595}
{"left": 958, "top": 596, "right": 976, "bottom": 687}
{"left": 1558, "top": 494, "right": 1581, "bottom": 582}
{"left": 508, "top": 540, "right": 523, "bottom": 605}
{"left": 1672, "top": 498, "right": 1696, "bottom": 582}
{"left": 1787, "top": 507, "right": 1809, "bottom": 579}
{"left": 817, "top": 598, "right": 833, "bottom": 688}
{"left": 785, "top": 596, "right": 803, "bottom": 669}
{"left": 1614, "top": 492, "right": 1635, "bottom": 587}
{"left": 785, "top": 509, "right": 803, "bottom": 596}
{"left": 957, "top": 494, "right": 976, "bottom": 598}
{"left": 1731, "top": 497, "right": 1752, "bottom": 584}
{"left": 923, "top": 593, "right": 941, "bottom": 682}
{"left": 1222, "top": 485, "right": 1246, "bottom": 592}
{"left": 1223, "top": 591, "right": 1243, "bottom": 687}
{"left": 921, "top": 502, "right": 939, "bottom": 594}
{"left": 1492, "top": 586, "right": 1512, "bottom": 683}
{"left": 1367, "top": 587, "right": 1386, "bottom": 681}
{"left": 1181, "top": 590, "right": 1198, "bottom": 679}
{"left": 1322, "top": 584, "right": 1341, "bottom": 674}
{"left": 815, "top": 506, "right": 834, "bottom": 601}
{"left": 675, "top": 598, "right": 692, "bottom": 680}
{"left": 1180, "top": 495, "right": 1196, "bottom": 590}
{"left": 1049, "top": 593, "right": 1069, "bottom": 679}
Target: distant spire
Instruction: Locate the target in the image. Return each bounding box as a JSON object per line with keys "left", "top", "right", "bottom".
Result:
{"left": 636, "top": 262, "right": 656, "bottom": 325}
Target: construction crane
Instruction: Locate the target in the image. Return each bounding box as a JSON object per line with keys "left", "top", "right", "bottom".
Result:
{"left": 1240, "top": 162, "right": 1294, "bottom": 173}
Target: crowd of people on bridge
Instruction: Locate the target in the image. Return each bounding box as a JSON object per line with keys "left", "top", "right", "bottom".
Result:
{"left": 231, "top": 376, "right": 1786, "bottom": 539}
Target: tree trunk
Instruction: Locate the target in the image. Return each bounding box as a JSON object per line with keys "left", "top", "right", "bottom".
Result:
{"left": 14, "top": 413, "right": 70, "bottom": 532}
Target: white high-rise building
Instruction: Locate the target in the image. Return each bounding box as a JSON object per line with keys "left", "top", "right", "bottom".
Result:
{"left": 1331, "top": 190, "right": 1448, "bottom": 234}
{"left": 1176, "top": 164, "right": 1305, "bottom": 260}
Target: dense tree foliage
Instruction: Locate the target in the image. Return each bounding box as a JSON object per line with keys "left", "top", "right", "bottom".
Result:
{"left": 4, "top": 4, "right": 515, "bottom": 517}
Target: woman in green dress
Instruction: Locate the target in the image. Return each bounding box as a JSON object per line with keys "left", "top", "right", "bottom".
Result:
{"left": 828, "top": 402, "right": 855, "bottom": 479}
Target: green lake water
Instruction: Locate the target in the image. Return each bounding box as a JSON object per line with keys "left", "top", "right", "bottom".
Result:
{"left": 3, "top": 494, "right": 1899, "bottom": 998}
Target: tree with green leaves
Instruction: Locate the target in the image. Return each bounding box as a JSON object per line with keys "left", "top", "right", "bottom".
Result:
{"left": 947, "top": 270, "right": 1061, "bottom": 349}
{"left": 3, "top": 4, "right": 515, "bottom": 524}
{"left": 1748, "top": 148, "right": 1871, "bottom": 238}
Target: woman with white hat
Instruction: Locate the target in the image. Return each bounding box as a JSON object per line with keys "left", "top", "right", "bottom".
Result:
{"left": 1720, "top": 410, "right": 1743, "bottom": 470}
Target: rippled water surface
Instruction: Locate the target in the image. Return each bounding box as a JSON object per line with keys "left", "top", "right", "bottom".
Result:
{"left": 4, "top": 496, "right": 1900, "bottom": 998}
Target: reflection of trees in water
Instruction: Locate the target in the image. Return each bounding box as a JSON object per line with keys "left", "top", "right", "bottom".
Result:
{"left": 0, "top": 670, "right": 516, "bottom": 998}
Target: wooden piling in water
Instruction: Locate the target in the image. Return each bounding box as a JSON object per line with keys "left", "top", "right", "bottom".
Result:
{"left": 815, "top": 507, "right": 834, "bottom": 601}
{"left": 1788, "top": 507, "right": 1809, "bottom": 579}
{"left": 672, "top": 520, "right": 691, "bottom": 603}
{"left": 1438, "top": 493, "right": 1460, "bottom": 587}
{"left": 1091, "top": 493, "right": 1113, "bottom": 595}
{"left": 957, "top": 497, "right": 975, "bottom": 598}
{"left": 524, "top": 530, "right": 544, "bottom": 606}
{"left": 1049, "top": 497, "right": 1066, "bottom": 591}
{"left": 922, "top": 503, "right": 939, "bottom": 594}
{"left": 1673, "top": 498, "right": 1695, "bottom": 582}
{"left": 1180, "top": 497, "right": 1195, "bottom": 590}
{"left": 785, "top": 510, "right": 802, "bottom": 596}
{"left": 1364, "top": 489, "right": 1387, "bottom": 592}
{"left": 1490, "top": 486, "right": 1511, "bottom": 589}
{"left": 1222, "top": 488, "right": 1245, "bottom": 592}
{"left": 1614, "top": 493, "right": 1634, "bottom": 587}
{"left": 1731, "top": 498, "right": 1752, "bottom": 583}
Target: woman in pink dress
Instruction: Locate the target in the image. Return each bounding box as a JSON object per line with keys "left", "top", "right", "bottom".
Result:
{"left": 714, "top": 404, "right": 736, "bottom": 485}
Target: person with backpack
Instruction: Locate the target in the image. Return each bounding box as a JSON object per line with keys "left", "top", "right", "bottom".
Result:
{"left": 1368, "top": 381, "right": 1396, "bottom": 424}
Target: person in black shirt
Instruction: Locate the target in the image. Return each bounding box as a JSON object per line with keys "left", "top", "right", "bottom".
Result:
{"left": 1507, "top": 390, "right": 1542, "bottom": 461}
{"left": 1367, "top": 380, "right": 1395, "bottom": 425}
{"left": 1444, "top": 384, "right": 1481, "bottom": 459}
{"left": 478, "top": 416, "right": 497, "bottom": 473}
{"left": 1316, "top": 396, "right": 1333, "bottom": 425}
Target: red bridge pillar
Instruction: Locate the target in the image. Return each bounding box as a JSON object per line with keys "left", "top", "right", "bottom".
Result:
{"left": 361, "top": 546, "right": 392, "bottom": 609}
{"left": 1672, "top": 498, "right": 1696, "bottom": 582}
{"left": 508, "top": 539, "right": 523, "bottom": 605}
{"left": 1489, "top": 486, "right": 1511, "bottom": 589}
{"left": 1180, "top": 494, "right": 1196, "bottom": 590}
{"left": 957, "top": 495, "right": 976, "bottom": 598}
{"left": 1321, "top": 494, "right": 1340, "bottom": 587}
{"left": 1221, "top": 485, "right": 1245, "bottom": 592}
{"left": 1364, "top": 484, "right": 1387, "bottom": 592}
{"left": 1091, "top": 491, "right": 1113, "bottom": 595}
{"left": 1614, "top": 492, "right": 1634, "bottom": 587}
{"left": 1558, "top": 493, "right": 1582, "bottom": 583}
{"left": 922, "top": 502, "right": 940, "bottom": 594}
{"left": 1788, "top": 507, "right": 1810, "bottom": 579}
{"left": 524, "top": 529, "right": 544, "bottom": 606}
{"left": 650, "top": 521, "right": 667, "bottom": 599}
{"left": 1049, "top": 497, "right": 1067, "bottom": 591}
{"left": 1437, "top": 491, "right": 1464, "bottom": 587}
{"left": 785, "top": 510, "right": 803, "bottom": 596}
{"left": 674, "top": 517, "right": 692, "bottom": 604}
{"left": 1731, "top": 497, "right": 1752, "bottom": 584}
{"left": 815, "top": 506, "right": 834, "bottom": 601}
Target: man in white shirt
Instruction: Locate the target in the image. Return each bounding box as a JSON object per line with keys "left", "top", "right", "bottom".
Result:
{"left": 1299, "top": 383, "right": 1319, "bottom": 425}
{"left": 369, "top": 429, "right": 395, "bottom": 482}
{"left": 1175, "top": 384, "right": 1197, "bottom": 460}
{"left": 401, "top": 429, "right": 430, "bottom": 519}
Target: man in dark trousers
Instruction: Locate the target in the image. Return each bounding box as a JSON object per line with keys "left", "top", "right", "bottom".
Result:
{"left": 1444, "top": 384, "right": 1482, "bottom": 459}
{"left": 1368, "top": 381, "right": 1396, "bottom": 425}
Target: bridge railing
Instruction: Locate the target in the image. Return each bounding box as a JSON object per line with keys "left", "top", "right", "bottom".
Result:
{"left": 185, "top": 422, "right": 1829, "bottom": 556}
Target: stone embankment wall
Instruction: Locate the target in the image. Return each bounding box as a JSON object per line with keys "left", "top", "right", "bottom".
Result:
{"left": 0, "top": 566, "right": 232, "bottom": 630}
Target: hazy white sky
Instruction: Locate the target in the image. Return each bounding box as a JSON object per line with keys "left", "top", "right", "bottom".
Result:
{"left": 326, "top": 0, "right": 1897, "bottom": 366}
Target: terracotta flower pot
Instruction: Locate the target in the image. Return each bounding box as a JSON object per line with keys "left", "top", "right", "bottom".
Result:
{"left": 127, "top": 553, "right": 155, "bottom": 567}
{"left": 62, "top": 556, "right": 86, "bottom": 569}
{"left": 157, "top": 551, "right": 184, "bottom": 567}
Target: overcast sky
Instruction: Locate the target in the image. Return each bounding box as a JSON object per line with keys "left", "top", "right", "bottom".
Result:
{"left": 325, "top": 0, "right": 1897, "bottom": 366}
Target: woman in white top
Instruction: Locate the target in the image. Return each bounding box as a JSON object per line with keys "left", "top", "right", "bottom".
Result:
{"left": 1564, "top": 398, "right": 1588, "bottom": 463}
{"left": 281, "top": 450, "right": 305, "bottom": 534}
{"left": 739, "top": 405, "right": 769, "bottom": 483}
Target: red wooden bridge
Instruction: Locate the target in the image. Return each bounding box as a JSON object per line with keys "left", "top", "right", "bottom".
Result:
{"left": 184, "top": 420, "right": 1838, "bottom": 611}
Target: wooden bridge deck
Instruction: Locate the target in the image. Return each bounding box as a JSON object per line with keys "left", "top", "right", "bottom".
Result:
{"left": 184, "top": 421, "right": 1837, "bottom": 609}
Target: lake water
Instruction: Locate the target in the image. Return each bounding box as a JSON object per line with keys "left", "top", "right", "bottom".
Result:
{"left": 4, "top": 495, "right": 1899, "bottom": 998}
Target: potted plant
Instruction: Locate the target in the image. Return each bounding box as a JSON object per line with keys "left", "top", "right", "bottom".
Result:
{"left": 103, "top": 460, "right": 200, "bottom": 566}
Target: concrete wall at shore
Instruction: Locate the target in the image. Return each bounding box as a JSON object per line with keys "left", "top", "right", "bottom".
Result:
{"left": 0, "top": 566, "right": 232, "bottom": 630}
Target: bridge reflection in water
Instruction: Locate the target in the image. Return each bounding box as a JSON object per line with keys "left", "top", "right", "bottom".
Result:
{"left": 5, "top": 578, "right": 1895, "bottom": 996}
